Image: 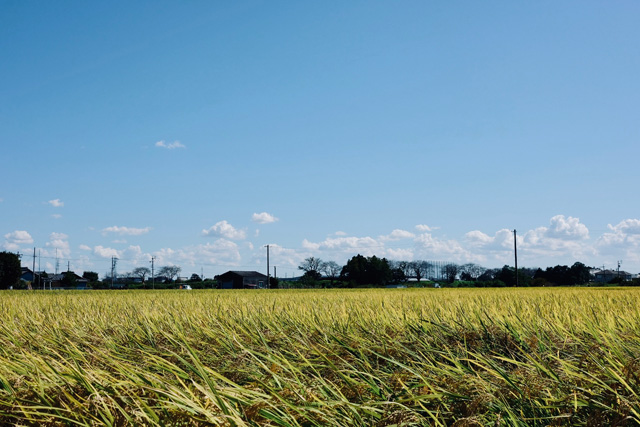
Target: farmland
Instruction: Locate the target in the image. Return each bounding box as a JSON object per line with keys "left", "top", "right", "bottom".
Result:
{"left": 0, "top": 288, "right": 639, "bottom": 426}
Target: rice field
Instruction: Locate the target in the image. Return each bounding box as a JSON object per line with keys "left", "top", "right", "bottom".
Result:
{"left": 0, "top": 287, "right": 639, "bottom": 426}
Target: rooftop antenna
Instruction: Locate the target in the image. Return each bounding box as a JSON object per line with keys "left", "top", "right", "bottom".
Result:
{"left": 513, "top": 229, "right": 518, "bottom": 287}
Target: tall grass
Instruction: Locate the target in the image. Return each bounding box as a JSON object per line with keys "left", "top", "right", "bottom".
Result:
{"left": 0, "top": 288, "right": 639, "bottom": 425}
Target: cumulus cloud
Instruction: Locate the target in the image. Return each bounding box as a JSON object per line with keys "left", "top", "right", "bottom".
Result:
{"left": 607, "top": 219, "right": 640, "bottom": 235}
{"left": 155, "top": 140, "right": 186, "bottom": 149}
{"left": 3, "top": 230, "right": 34, "bottom": 251}
{"left": 48, "top": 199, "right": 64, "bottom": 207}
{"left": 465, "top": 229, "right": 513, "bottom": 250}
{"left": 545, "top": 215, "right": 589, "bottom": 240}
{"left": 416, "top": 224, "right": 438, "bottom": 232}
{"left": 45, "top": 232, "right": 71, "bottom": 258}
{"left": 252, "top": 212, "right": 279, "bottom": 224}
{"left": 93, "top": 246, "right": 120, "bottom": 258}
{"left": 102, "top": 226, "right": 151, "bottom": 236}
{"left": 4, "top": 230, "right": 34, "bottom": 245}
{"left": 152, "top": 240, "right": 242, "bottom": 268}
{"left": 79, "top": 245, "right": 92, "bottom": 251}
{"left": 414, "top": 232, "right": 473, "bottom": 262}
{"left": 202, "top": 220, "right": 247, "bottom": 240}
{"left": 302, "top": 236, "right": 385, "bottom": 260}
{"left": 382, "top": 229, "right": 415, "bottom": 241}
{"left": 597, "top": 219, "right": 640, "bottom": 265}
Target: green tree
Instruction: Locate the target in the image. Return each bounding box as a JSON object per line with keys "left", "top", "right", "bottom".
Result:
{"left": 61, "top": 272, "right": 77, "bottom": 287}
{"left": 82, "top": 271, "right": 99, "bottom": 282}
{"left": 132, "top": 267, "right": 151, "bottom": 284}
{"left": 0, "top": 252, "right": 21, "bottom": 290}
{"left": 340, "top": 254, "right": 392, "bottom": 287}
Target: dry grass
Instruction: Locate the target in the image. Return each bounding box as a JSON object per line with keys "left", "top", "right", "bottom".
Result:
{"left": 1, "top": 287, "right": 639, "bottom": 426}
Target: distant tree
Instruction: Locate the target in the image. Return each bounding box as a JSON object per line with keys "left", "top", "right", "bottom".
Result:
{"left": 0, "top": 252, "right": 21, "bottom": 290}
{"left": 458, "top": 263, "right": 486, "bottom": 281}
{"left": 82, "top": 271, "right": 99, "bottom": 282}
{"left": 533, "top": 262, "right": 591, "bottom": 286}
{"left": 340, "top": 254, "right": 393, "bottom": 287}
{"left": 299, "top": 257, "right": 323, "bottom": 275}
{"left": 300, "top": 270, "right": 322, "bottom": 287}
{"left": 188, "top": 273, "right": 201, "bottom": 282}
{"left": 442, "top": 263, "right": 459, "bottom": 283}
{"left": 569, "top": 262, "right": 592, "bottom": 285}
{"left": 158, "top": 265, "right": 181, "bottom": 282}
{"left": 391, "top": 267, "right": 406, "bottom": 284}
{"left": 409, "top": 261, "right": 430, "bottom": 283}
{"left": 61, "top": 271, "right": 77, "bottom": 287}
{"left": 478, "top": 268, "right": 499, "bottom": 282}
{"left": 132, "top": 267, "right": 151, "bottom": 284}
{"left": 269, "top": 276, "right": 279, "bottom": 289}
{"left": 320, "top": 261, "right": 341, "bottom": 286}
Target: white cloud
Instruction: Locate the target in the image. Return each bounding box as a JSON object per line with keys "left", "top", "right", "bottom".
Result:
{"left": 48, "top": 199, "right": 64, "bottom": 208}
{"left": 382, "top": 229, "right": 415, "bottom": 241}
{"left": 102, "top": 226, "right": 151, "bottom": 236}
{"left": 45, "top": 232, "right": 71, "bottom": 258}
{"left": 607, "top": 219, "right": 640, "bottom": 235}
{"left": 414, "top": 232, "right": 473, "bottom": 262}
{"left": 301, "top": 236, "right": 385, "bottom": 260}
{"left": 252, "top": 212, "right": 279, "bottom": 224}
{"left": 3, "top": 230, "right": 34, "bottom": 251}
{"left": 4, "top": 230, "right": 34, "bottom": 245}
{"left": 152, "top": 240, "right": 241, "bottom": 268}
{"left": 596, "top": 219, "right": 640, "bottom": 266}
{"left": 52, "top": 214, "right": 62, "bottom": 219}
{"left": 202, "top": 220, "right": 247, "bottom": 240}
{"left": 93, "top": 246, "right": 120, "bottom": 259}
{"left": 334, "top": 231, "right": 347, "bottom": 236}
{"left": 79, "top": 245, "right": 92, "bottom": 251}
{"left": 545, "top": 215, "right": 589, "bottom": 240}
{"left": 155, "top": 140, "right": 186, "bottom": 149}
{"left": 416, "top": 224, "right": 438, "bottom": 232}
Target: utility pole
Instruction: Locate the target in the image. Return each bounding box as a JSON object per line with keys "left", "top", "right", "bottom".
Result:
{"left": 513, "top": 229, "right": 518, "bottom": 287}
{"left": 38, "top": 250, "right": 42, "bottom": 289}
{"left": 111, "top": 256, "right": 118, "bottom": 289}
{"left": 265, "top": 245, "right": 270, "bottom": 289}
{"left": 151, "top": 256, "right": 156, "bottom": 290}
{"left": 32, "top": 248, "right": 36, "bottom": 291}
{"left": 618, "top": 260, "right": 622, "bottom": 281}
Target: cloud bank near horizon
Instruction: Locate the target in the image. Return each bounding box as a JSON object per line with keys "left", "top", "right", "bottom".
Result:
{"left": 5, "top": 215, "right": 640, "bottom": 276}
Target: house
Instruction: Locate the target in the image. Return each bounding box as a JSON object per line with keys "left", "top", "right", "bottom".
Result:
{"left": 47, "top": 272, "right": 90, "bottom": 289}
{"left": 594, "top": 269, "right": 632, "bottom": 283}
{"left": 21, "top": 267, "right": 37, "bottom": 282}
{"left": 216, "top": 271, "right": 268, "bottom": 289}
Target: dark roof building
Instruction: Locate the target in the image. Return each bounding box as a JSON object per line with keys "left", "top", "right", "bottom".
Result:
{"left": 216, "top": 271, "right": 268, "bottom": 289}
{"left": 594, "top": 269, "right": 632, "bottom": 283}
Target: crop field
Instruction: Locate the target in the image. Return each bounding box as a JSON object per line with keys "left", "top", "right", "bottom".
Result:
{"left": 0, "top": 288, "right": 639, "bottom": 426}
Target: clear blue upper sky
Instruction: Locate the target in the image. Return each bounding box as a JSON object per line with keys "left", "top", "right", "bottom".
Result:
{"left": 2, "top": 1, "right": 639, "bottom": 278}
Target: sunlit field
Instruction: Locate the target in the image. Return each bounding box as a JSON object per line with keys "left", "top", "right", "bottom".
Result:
{"left": 1, "top": 288, "right": 639, "bottom": 426}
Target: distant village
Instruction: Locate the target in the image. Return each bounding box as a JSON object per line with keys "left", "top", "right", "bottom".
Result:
{"left": 10, "top": 253, "right": 639, "bottom": 290}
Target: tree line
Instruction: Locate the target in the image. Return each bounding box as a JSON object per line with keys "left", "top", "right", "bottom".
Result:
{"left": 0, "top": 250, "right": 637, "bottom": 290}
{"left": 296, "top": 255, "right": 619, "bottom": 288}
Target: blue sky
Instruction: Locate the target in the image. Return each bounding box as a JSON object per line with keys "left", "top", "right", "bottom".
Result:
{"left": 2, "top": 1, "right": 640, "bottom": 279}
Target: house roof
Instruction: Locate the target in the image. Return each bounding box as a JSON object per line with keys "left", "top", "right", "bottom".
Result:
{"left": 227, "top": 270, "right": 268, "bottom": 277}
{"left": 596, "top": 269, "right": 631, "bottom": 276}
